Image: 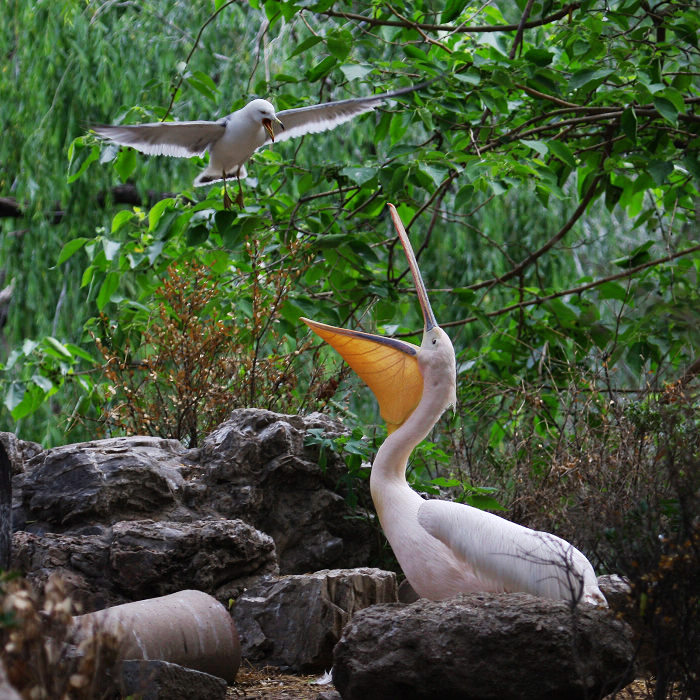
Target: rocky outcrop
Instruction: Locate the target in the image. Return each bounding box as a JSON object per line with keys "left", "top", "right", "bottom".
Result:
{"left": 120, "top": 660, "right": 228, "bottom": 700}
{"left": 233, "top": 568, "right": 398, "bottom": 672}
{"left": 8, "top": 409, "right": 376, "bottom": 611}
{"left": 333, "top": 593, "right": 636, "bottom": 700}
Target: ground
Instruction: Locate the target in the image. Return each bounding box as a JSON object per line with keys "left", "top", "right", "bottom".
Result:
{"left": 227, "top": 667, "right": 670, "bottom": 699}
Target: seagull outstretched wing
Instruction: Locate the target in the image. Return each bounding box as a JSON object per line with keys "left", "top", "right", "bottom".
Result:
{"left": 267, "top": 83, "right": 426, "bottom": 144}
{"left": 92, "top": 120, "right": 226, "bottom": 158}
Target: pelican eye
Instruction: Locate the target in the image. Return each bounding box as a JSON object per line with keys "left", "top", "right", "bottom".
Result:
{"left": 432, "top": 338, "right": 437, "bottom": 345}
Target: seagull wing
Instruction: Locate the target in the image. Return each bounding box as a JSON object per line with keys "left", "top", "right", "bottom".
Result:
{"left": 92, "top": 121, "right": 227, "bottom": 158}
{"left": 267, "top": 83, "right": 425, "bottom": 144}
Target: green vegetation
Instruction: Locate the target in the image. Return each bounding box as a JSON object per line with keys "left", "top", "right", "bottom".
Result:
{"left": 1, "top": 1, "right": 698, "bottom": 694}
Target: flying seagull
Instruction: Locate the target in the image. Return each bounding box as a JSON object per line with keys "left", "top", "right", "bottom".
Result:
{"left": 93, "top": 83, "right": 428, "bottom": 206}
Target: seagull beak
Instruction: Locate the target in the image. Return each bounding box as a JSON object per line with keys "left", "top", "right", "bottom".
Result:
{"left": 262, "top": 118, "right": 276, "bottom": 142}
{"left": 388, "top": 204, "right": 438, "bottom": 333}
{"left": 301, "top": 318, "right": 423, "bottom": 433}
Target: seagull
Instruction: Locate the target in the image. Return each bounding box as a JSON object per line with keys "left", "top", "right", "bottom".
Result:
{"left": 92, "top": 83, "right": 428, "bottom": 206}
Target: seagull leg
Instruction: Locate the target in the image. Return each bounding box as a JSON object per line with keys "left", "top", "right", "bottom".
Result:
{"left": 235, "top": 175, "right": 245, "bottom": 209}
{"left": 222, "top": 171, "right": 234, "bottom": 210}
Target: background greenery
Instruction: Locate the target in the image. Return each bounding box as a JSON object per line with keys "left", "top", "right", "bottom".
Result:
{"left": 1, "top": 1, "right": 698, "bottom": 693}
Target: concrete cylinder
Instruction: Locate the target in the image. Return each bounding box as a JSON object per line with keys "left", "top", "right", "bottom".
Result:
{"left": 73, "top": 589, "right": 240, "bottom": 683}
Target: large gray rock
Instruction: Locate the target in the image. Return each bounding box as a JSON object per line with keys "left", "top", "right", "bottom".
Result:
{"left": 193, "top": 410, "right": 376, "bottom": 573}
{"left": 333, "top": 593, "right": 635, "bottom": 700}
{"left": 15, "top": 436, "right": 190, "bottom": 529}
{"left": 233, "top": 568, "right": 398, "bottom": 672}
{"left": 6, "top": 409, "right": 376, "bottom": 610}
{"left": 12, "top": 518, "right": 277, "bottom": 610}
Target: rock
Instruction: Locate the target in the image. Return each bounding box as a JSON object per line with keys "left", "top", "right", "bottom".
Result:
{"left": 8, "top": 409, "right": 376, "bottom": 610}
{"left": 233, "top": 568, "right": 398, "bottom": 672}
{"left": 0, "top": 440, "right": 12, "bottom": 570}
{"left": 333, "top": 593, "right": 636, "bottom": 700}
{"left": 12, "top": 518, "right": 277, "bottom": 610}
{"left": 194, "top": 409, "right": 376, "bottom": 573}
{"left": 110, "top": 518, "right": 278, "bottom": 600}
{"left": 120, "top": 660, "right": 227, "bottom": 700}
{"left": 15, "top": 436, "right": 190, "bottom": 529}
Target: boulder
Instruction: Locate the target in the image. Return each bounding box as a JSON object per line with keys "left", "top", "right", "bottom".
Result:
{"left": 120, "top": 660, "right": 227, "bottom": 700}
{"left": 233, "top": 568, "right": 398, "bottom": 672}
{"left": 193, "top": 409, "right": 376, "bottom": 573}
{"left": 333, "top": 593, "right": 636, "bottom": 700}
{"left": 6, "top": 409, "right": 376, "bottom": 610}
{"left": 12, "top": 518, "right": 277, "bottom": 610}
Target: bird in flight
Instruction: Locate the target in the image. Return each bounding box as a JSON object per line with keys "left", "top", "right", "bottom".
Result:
{"left": 301, "top": 204, "right": 607, "bottom": 606}
{"left": 93, "top": 84, "right": 427, "bottom": 207}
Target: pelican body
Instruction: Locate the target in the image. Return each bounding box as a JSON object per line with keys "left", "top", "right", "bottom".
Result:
{"left": 92, "top": 84, "right": 426, "bottom": 187}
{"left": 302, "top": 205, "right": 606, "bottom": 606}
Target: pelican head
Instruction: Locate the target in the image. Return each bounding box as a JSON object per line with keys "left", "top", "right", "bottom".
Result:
{"left": 301, "top": 203, "right": 456, "bottom": 432}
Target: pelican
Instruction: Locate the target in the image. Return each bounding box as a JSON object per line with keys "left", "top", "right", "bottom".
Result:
{"left": 301, "top": 204, "right": 607, "bottom": 606}
{"left": 92, "top": 84, "right": 426, "bottom": 206}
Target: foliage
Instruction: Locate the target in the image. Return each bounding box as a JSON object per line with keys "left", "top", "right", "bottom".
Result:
{"left": 0, "top": 2, "right": 698, "bottom": 692}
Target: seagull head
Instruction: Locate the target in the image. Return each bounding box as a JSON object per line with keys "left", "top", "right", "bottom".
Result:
{"left": 246, "top": 98, "right": 284, "bottom": 141}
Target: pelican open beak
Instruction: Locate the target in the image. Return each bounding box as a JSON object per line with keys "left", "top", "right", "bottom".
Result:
{"left": 301, "top": 204, "right": 438, "bottom": 432}
{"left": 388, "top": 204, "right": 438, "bottom": 333}
{"left": 262, "top": 116, "right": 284, "bottom": 142}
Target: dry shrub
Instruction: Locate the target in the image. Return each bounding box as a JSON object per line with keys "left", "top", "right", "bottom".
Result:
{"left": 0, "top": 573, "right": 121, "bottom": 699}
{"left": 453, "top": 371, "right": 699, "bottom": 699}
{"left": 94, "top": 258, "right": 308, "bottom": 447}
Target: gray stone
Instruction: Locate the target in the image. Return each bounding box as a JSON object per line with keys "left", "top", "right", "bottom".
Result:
{"left": 120, "top": 659, "right": 227, "bottom": 700}
{"left": 12, "top": 518, "right": 277, "bottom": 611}
{"left": 16, "top": 435, "right": 190, "bottom": 528}
{"left": 110, "top": 518, "right": 278, "bottom": 600}
{"left": 333, "top": 593, "right": 636, "bottom": 700}
{"left": 194, "top": 409, "right": 376, "bottom": 574}
{"left": 233, "top": 567, "right": 398, "bottom": 672}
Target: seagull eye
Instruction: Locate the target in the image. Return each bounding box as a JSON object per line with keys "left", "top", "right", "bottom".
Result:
{"left": 432, "top": 338, "right": 437, "bottom": 345}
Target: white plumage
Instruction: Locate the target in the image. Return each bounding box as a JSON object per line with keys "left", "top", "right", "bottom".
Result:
{"left": 93, "top": 84, "right": 424, "bottom": 187}
{"left": 302, "top": 204, "right": 607, "bottom": 607}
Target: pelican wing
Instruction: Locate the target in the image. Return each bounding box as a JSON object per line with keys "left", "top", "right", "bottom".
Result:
{"left": 418, "top": 499, "right": 606, "bottom": 605}
{"left": 267, "top": 84, "right": 424, "bottom": 144}
{"left": 302, "top": 317, "right": 423, "bottom": 433}
{"left": 92, "top": 121, "right": 226, "bottom": 158}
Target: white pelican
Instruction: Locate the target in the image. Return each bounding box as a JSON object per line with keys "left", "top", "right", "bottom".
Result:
{"left": 301, "top": 204, "right": 607, "bottom": 606}
{"left": 93, "top": 84, "right": 425, "bottom": 205}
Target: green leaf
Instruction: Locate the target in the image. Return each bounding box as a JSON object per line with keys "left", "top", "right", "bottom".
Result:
{"left": 67, "top": 143, "right": 100, "bottom": 183}
{"left": 569, "top": 68, "right": 612, "bottom": 91}
{"left": 546, "top": 140, "right": 576, "bottom": 168}
{"left": 597, "top": 281, "right": 627, "bottom": 301}
{"left": 102, "top": 238, "right": 121, "bottom": 261}
{"left": 306, "top": 56, "right": 337, "bottom": 82}
{"left": 340, "top": 166, "right": 377, "bottom": 185}
{"left": 114, "top": 148, "right": 137, "bottom": 181}
{"left": 148, "top": 198, "right": 176, "bottom": 231}
{"left": 327, "top": 31, "right": 352, "bottom": 61}
{"left": 111, "top": 209, "right": 135, "bottom": 233}
{"left": 340, "top": 64, "right": 373, "bottom": 82}
{"left": 4, "top": 382, "right": 25, "bottom": 412}
{"left": 524, "top": 49, "right": 553, "bottom": 66}
{"left": 653, "top": 96, "right": 678, "bottom": 125}
{"left": 43, "top": 337, "right": 73, "bottom": 361}
{"left": 648, "top": 160, "right": 673, "bottom": 185}
{"left": 289, "top": 35, "right": 323, "bottom": 59}
{"left": 57, "top": 237, "right": 89, "bottom": 265}
{"left": 620, "top": 107, "right": 637, "bottom": 140}
{"left": 441, "top": 0, "right": 469, "bottom": 22}
{"left": 97, "top": 272, "right": 120, "bottom": 311}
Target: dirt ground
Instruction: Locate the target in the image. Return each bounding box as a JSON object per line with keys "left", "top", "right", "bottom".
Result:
{"left": 226, "top": 666, "right": 666, "bottom": 699}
